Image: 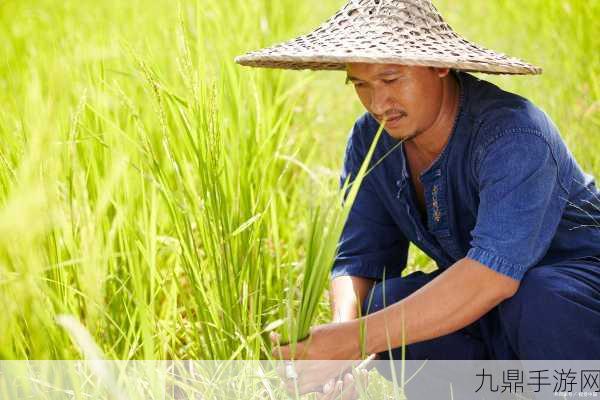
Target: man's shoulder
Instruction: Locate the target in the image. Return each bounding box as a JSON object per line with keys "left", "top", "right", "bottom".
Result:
{"left": 462, "top": 73, "right": 561, "bottom": 149}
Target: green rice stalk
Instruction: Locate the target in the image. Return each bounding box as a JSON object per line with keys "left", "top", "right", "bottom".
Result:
{"left": 281, "top": 122, "right": 387, "bottom": 349}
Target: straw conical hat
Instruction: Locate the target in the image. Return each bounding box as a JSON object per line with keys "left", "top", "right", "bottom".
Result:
{"left": 235, "top": 0, "right": 541, "bottom": 75}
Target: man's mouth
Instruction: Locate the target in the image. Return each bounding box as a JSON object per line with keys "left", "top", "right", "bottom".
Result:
{"left": 382, "top": 114, "right": 406, "bottom": 127}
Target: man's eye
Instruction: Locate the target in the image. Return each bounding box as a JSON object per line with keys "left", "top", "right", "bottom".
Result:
{"left": 383, "top": 78, "right": 398, "bottom": 84}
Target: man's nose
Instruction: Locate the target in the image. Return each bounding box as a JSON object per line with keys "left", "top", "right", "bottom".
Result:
{"left": 370, "top": 88, "right": 390, "bottom": 117}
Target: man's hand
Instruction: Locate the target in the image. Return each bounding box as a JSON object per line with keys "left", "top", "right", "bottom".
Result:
{"left": 316, "top": 353, "right": 376, "bottom": 400}
{"left": 271, "top": 322, "right": 361, "bottom": 360}
{"left": 316, "top": 368, "right": 370, "bottom": 400}
{"left": 270, "top": 322, "right": 371, "bottom": 395}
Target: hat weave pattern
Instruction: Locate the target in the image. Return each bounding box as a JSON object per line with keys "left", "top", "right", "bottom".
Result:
{"left": 236, "top": 0, "right": 541, "bottom": 75}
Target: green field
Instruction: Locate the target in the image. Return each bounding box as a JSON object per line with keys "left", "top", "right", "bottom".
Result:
{"left": 0, "top": 0, "right": 598, "bottom": 361}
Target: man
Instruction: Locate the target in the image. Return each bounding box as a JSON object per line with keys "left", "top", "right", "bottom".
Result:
{"left": 236, "top": 0, "right": 600, "bottom": 396}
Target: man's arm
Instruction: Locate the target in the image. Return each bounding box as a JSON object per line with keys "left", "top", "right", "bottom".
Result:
{"left": 330, "top": 276, "right": 375, "bottom": 323}
{"left": 357, "top": 257, "right": 519, "bottom": 355}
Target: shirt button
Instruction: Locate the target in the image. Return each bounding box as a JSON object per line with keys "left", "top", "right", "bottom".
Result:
{"left": 396, "top": 180, "right": 401, "bottom": 187}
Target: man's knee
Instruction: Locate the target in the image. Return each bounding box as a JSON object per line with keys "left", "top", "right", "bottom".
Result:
{"left": 359, "top": 271, "right": 489, "bottom": 360}
{"left": 497, "top": 265, "right": 600, "bottom": 359}
{"left": 499, "top": 266, "right": 571, "bottom": 327}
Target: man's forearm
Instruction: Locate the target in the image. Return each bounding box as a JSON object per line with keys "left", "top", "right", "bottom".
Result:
{"left": 330, "top": 275, "right": 375, "bottom": 322}
{"left": 360, "top": 258, "right": 520, "bottom": 355}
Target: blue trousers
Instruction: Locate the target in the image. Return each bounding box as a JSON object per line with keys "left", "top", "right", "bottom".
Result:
{"left": 362, "top": 258, "right": 600, "bottom": 360}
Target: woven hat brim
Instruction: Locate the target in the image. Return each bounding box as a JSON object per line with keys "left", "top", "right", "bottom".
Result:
{"left": 236, "top": 53, "right": 541, "bottom": 75}
{"left": 236, "top": 37, "right": 542, "bottom": 75}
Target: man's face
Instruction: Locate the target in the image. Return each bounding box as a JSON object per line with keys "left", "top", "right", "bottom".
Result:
{"left": 346, "top": 63, "right": 449, "bottom": 141}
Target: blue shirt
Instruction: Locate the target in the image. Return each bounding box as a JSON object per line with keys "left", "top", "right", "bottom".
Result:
{"left": 332, "top": 71, "right": 600, "bottom": 281}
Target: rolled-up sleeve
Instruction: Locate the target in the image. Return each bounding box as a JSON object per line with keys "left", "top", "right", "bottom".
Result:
{"left": 467, "top": 130, "right": 570, "bottom": 280}
{"left": 331, "top": 126, "right": 409, "bottom": 281}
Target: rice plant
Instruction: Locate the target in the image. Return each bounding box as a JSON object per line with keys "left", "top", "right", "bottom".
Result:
{"left": 280, "top": 124, "right": 387, "bottom": 348}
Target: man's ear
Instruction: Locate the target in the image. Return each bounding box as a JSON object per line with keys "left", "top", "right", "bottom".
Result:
{"left": 436, "top": 67, "right": 451, "bottom": 78}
